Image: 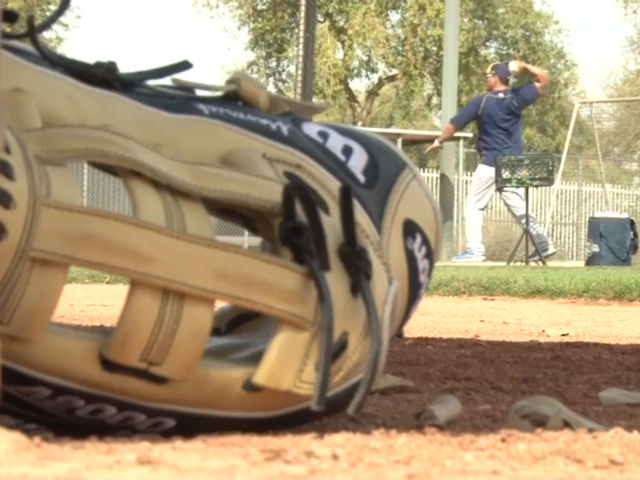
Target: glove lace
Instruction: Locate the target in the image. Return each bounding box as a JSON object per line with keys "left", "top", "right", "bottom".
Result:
{"left": 278, "top": 181, "right": 334, "bottom": 412}
{"left": 337, "top": 185, "right": 382, "bottom": 416}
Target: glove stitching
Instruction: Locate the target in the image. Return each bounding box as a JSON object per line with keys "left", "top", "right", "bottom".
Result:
{"left": 0, "top": 132, "right": 41, "bottom": 327}
{"left": 142, "top": 292, "right": 185, "bottom": 367}
{"left": 139, "top": 190, "right": 186, "bottom": 367}
{"left": 0, "top": 264, "right": 35, "bottom": 329}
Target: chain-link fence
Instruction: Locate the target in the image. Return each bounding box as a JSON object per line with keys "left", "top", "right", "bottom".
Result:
{"left": 544, "top": 98, "right": 640, "bottom": 264}
{"left": 69, "top": 164, "right": 255, "bottom": 247}
{"left": 430, "top": 158, "right": 640, "bottom": 262}
{"left": 69, "top": 157, "right": 640, "bottom": 263}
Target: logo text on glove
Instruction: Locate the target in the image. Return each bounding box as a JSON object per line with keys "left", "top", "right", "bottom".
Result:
{"left": 4, "top": 384, "right": 177, "bottom": 433}
{"left": 406, "top": 232, "right": 431, "bottom": 296}
{"left": 194, "top": 103, "right": 290, "bottom": 136}
{"left": 402, "top": 220, "right": 433, "bottom": 323}
{"left": 301, "top": 122, "right": 370, "bottom": 185}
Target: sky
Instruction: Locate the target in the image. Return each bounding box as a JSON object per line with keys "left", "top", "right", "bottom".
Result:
{"left": 57, "top": 0, "right": 635, "bottom": 99}
{"left": 540, "top": 0, "right": 634, "bottom": 98}
{"left": 58, "top": 0, "right": 253, "bottom": 86}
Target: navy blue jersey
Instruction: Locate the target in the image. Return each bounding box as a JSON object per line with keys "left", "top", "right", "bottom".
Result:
{"left": 450, "top": 84, "right": 539, "bottom": 167}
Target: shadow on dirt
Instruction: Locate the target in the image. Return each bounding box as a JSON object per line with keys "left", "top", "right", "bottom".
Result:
{"left": 290, "top": 336, "right": 640, "bottom": 435}
{"left": 3, "top": 336, "right": 640, "bottom": 440}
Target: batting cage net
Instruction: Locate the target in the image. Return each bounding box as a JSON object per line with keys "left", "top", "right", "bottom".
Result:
{"left": 544, "top": 98, "right": 640, "bottom": 262}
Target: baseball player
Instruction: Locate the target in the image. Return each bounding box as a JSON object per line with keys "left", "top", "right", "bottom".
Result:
{"left": 427, "top": 60, "right": 556, "bottom": 262}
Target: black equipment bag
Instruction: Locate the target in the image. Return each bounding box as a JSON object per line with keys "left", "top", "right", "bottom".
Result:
{"left": 585, "top": 216, "right": 638, "bottom": 266}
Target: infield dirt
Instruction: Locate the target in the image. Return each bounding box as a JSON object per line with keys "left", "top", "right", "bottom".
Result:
{"left": 2, "top": 285, "right": 640, "bottom": 480}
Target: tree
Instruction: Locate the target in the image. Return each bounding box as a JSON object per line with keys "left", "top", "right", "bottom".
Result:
{"left": 611, "top": 0, "right": 640, "bottom": 90}
{"left": 198, "top": 0, "right": 579, "bottom": 156}
{"left": 601, "top": 1, "right": 640, "bottom": 174}
{"left": 620, "top": 0, "right": 640, "bottom": 18}
{"left": 4, "top": 0, "right": 74, "bottom": 49}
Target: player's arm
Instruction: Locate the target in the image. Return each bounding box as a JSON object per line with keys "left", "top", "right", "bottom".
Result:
{"left": 424, "top": 122, "right": 458, "bottom": 154}
{"left": 430, "top": 123, "right": 457, "bottom": 149}
{"left": 510, "top": 60, "right": 550, "bottom": 95}
{"left": 424, "top": 97, "right": 481, "bottom": 153}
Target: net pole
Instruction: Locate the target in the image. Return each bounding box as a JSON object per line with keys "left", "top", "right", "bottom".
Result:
{"left": 545, "top": 101, "right": 580, "bottom": 233}
{"left": 295, "top": 0, "right": 317, "bottom": 102}
{"left": 579, "top": 96, "right": 640, "bottom": 104}
{"left": 438, "top": 0, "right": 461, "bottom": 259}
{"left": 589, "top": 104, "right": 611, "bottom": 211}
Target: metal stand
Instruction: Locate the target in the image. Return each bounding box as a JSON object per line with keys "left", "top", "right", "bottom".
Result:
{"left": 496, "top": 154, "right": 557, "bottom": 267}
{"left": 506, "top": 186, "right": 548, "bottom": 266}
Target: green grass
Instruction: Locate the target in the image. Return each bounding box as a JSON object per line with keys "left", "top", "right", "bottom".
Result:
{"left": 68, "top": 266, "right": 129, "bottom": 285}
{"left": 430, "top": 265, "right": 640, "bottom": 301}
{"left": 67, "top": 265, "right": 640, "bottom": 302}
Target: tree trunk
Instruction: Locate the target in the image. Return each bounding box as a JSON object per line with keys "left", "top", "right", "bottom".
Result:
{"left": 344, "top": 73, "right": 401, "bottom": 126}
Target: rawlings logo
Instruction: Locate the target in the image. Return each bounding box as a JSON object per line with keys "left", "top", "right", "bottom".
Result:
{"left": 301, "top": 122, "right": 370, "bottom": 185}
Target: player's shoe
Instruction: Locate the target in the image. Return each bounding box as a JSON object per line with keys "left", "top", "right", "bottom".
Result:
{"left": 451, "top": 250, "right": 486, "bottom": 262}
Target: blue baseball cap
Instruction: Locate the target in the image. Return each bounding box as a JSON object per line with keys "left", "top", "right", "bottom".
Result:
{"left": 485, "top": 62, "right": 510, "bottom": 83}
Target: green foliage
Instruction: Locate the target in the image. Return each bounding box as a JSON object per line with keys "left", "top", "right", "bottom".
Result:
{"left": 613, "top": 0, "right": 640, "bottom": 92}
{"left": 620, "top": 0, "right": 640, "bottom": 17}
{"left": 198, "top": 0, "right": 579, "bottom": 156}
{"left": 4, "top": 0, "right": 74, "bottom": 48}
{"left": 430, "top": 266, "right": 640, "bottom": 301}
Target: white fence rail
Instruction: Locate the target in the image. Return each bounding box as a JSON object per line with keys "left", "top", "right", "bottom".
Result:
{"left": 71, "top": 164, "right": 640, "bottom": 262}
{"left": 419, "top": 168, "right": 640, "bottom": 261}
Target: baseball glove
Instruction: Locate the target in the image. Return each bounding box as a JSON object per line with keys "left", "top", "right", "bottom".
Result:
{"left": 0, "top": 3, "right": 441, "bottom": 435}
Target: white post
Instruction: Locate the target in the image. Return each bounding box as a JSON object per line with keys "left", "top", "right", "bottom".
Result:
{"left": 545, "top": 101, "right": 580, "bottom": 233}
{"left": 589, "top": 103, "right": 611, "bottom": 211}
{"left": 457, "top": 137, "right": 465, "bottom": 253}
{"left": 438, "top": 0, "right": 461, "bottom": 259}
